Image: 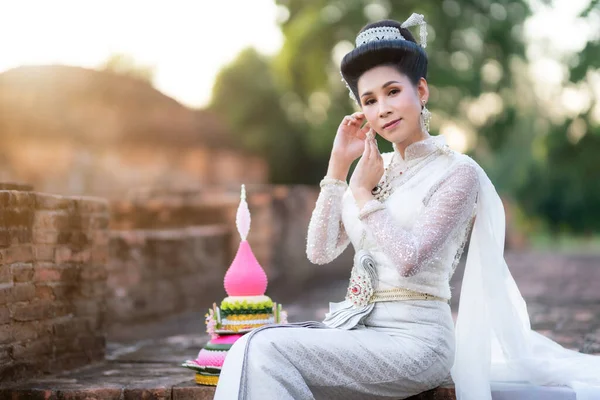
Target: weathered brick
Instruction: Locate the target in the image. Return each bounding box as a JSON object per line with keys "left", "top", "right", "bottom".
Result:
{"left": 2, "top": 209, "right": 31, "bottom": 229}
{"left": 64, "top": 264, "right": 81, "bottom": 281}
{"left": 48, "top": 283, "right": 78, "bottom": 299}
{"left": 48, "top": 301, "right": 73, "bottom": 319}
{"left": 0, "top": 264, "right": 11, "bottom": 284}
{"left": 69, "top": 215, "right": 85, "bottom": 230}
{"left": 11, "top": 321, "right": 39, "bottom": 342}
{"left": 54, "top": 388, "right": 122, "bottom": 400}
{"left": 52, "top": 318, "right": 89, "bottom": 337}
{"left": 4, "top": 245, "right": 33, "bottom": 263}
{"left": 35, "top": 193, "right": 74, "bottom": 210}
{"left": 0, "top": 343, "right": 11, "bottom": 365}
{"left": 0, "top": 229, "right": 10, "bottom": 248}
{"left": 172, "top": 384, "right": 216, "bottom": 400}
{"left": 9, "top": 302, "right": 43, "bottom": 322}
{"left": 11, "top": 283, "right": 36, "bottom": 302}
{"left": 0, "top": 191, "right": 13, "bottom": 207}
{"left": 34, "top": 265, "right": 62, "bottom": 282}
{"left": 0, "top": 388, "right": 56, "bottom": 400}
{"left": 12, "top": 191, "right": 35, "bottom": 207}
{"left": 56, "top": 231, "right": 72, "bottom": 245}
{"left": 0, "top": 305, "right": 10, "bottom": 324}
{"left": 0, "top": 323, "right": 11, "bottom": 345}
{"left": 54, "top": 247, "right": 72, "bottom": 264}
{"left": 32, "top": 210, "right": 69, "bottom": 231}
{"left": 70, "top": 248, "right": 92, "bottom": 263}
{"left": 32, "top": 230, "right": 60, "bottom": 245}
{"left": 11, "top": 337, "right": 52, "bottom": 359}
{"left": 33, "top": 245, "right": 55, "bottom": 261}
{"left": 82, "top": 216, "right": 110, "bottom": 231}
{"left": 11, "top": 263, "right": 34, "bottom": 283}
{"left": 78, "top": 198, "right": 109, "bottom": 213}
{"left": 91, "top": 230, "right": 110, "bottom": 246}
{"left": 0, "top": 283, "right": 12, "bottom": 305}
{"left": 123, "top": 388, "right": 171, "bottom": 400}
{"left": 10, "top": 302, "right": 52, "bottom": 322}
{"left": 15, "top": 227, "right": 32, "bottom": 245}
{"left": 35, "top": 284, "right": 56, "bottom": 301}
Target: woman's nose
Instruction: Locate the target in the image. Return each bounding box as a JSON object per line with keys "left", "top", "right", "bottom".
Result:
{"left": 379, "top": 100, "right": 392, "bottom": 118}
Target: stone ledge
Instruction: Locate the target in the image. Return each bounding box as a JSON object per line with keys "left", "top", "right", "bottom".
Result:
{"left": 169, "top": 383, "right": 456, "bottom": 400}
{"left": 1, "top": 380, "right": 455, "bottom": 400}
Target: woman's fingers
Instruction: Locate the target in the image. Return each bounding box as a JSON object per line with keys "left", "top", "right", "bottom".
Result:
{"left": 360, "top": 123, "right": 371, "bottom": 136}
{"left": 345, "top": 112, "right": 365, "bottom": 126}
{"left": 356, "top": 128, "right": 367, "bottom": 140}
{"left": 369, "top": 137, "right": 376, "bottom": 159}
{"left": 363, "top": 137, "right": 371, "bottom": 160}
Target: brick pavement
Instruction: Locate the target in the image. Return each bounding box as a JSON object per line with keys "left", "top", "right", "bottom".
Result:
{"left": 2, "top": 250, "right": 599, "bottom": 399}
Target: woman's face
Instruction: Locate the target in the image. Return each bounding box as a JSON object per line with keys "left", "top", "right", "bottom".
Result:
{"left": 357, "top": 65, "right": 428, "bottom": 144}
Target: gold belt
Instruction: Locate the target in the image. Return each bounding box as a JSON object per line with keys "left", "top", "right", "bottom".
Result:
{"left": 368, "top": 288, "right": 448, "bottom": 304}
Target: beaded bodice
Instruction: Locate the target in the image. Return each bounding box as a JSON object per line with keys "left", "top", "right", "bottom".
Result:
{"left": 306, "top": 135, "right": 479, "bottom": 300}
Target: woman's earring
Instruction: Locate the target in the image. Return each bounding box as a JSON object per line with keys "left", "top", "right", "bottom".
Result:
{"left": 420, "top": 100, "right": 431, "bottom": 132}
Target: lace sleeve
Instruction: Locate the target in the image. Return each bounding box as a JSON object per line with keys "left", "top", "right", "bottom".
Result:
{"left": 359, "top": 162, "right": 479, "bottom": 277}
{"left": 306, "top": 178, "right": 351, "bottom": 265}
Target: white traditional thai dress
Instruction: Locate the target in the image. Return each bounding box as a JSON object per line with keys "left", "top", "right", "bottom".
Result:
{"left": 215, "top": 135, "right": 600, "bottom": 400}
{"left": 215, "top": 135, "right": 477, "bottom": 399}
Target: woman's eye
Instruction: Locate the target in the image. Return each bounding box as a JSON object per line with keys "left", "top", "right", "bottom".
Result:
{"left": 365, "top": 99, "right": 376, "bottom": 105}
{"left": 389, "top": 89, "right": 400, "bottom": 95}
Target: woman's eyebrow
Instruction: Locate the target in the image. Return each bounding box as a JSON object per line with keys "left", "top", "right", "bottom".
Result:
{"left": 360, "top": 80, "right": 401, "bottom": 98}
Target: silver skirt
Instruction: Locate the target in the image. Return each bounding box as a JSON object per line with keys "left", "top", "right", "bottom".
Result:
{"left": 214, "top": 299, "right": 455, "bottom": 400}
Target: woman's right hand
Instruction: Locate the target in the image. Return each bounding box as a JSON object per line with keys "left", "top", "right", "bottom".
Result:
{"left": 331, "top": 112, "right": 372, "bottom": 166}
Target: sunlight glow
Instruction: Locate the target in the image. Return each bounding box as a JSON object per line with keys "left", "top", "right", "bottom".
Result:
{"left": 0, "top": 0, "right": 283, "bottom": 108}
{"left": 440, "top": 123, "right": 470, "bottom": 153}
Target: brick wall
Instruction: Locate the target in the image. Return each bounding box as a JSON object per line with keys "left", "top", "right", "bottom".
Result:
{"left": 107, "top": 226, "right": 231, "bottom": 327}
{"left": 0, "top": 187, "right": 109, "bottom": 382}
{"left": 104, "top": 185, "right": 354, "bottom": 331}
{"left": 0, "top": 138, "right": 268, "bottom": 199}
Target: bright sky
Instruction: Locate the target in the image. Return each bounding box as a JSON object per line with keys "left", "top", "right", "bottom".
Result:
{"left": 0, "top": 0, "right": 596, "bottom": 109}
{"left": 0, "top": 0, "right": 284, "bottom": 108}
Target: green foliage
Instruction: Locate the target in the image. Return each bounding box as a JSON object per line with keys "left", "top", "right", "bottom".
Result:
{"left": 209, "top": 0, "right": 600, "bottom": 233}
{"left": 516, "top": 121, "right": 600, "bottom": 233}
{"left": 209, "top": 48, "right": 322, "bottom": 183}
{"left": 515, "top": 3, "right": 600, "bottom": 233}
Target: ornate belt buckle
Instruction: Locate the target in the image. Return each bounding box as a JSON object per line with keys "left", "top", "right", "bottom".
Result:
{"left": 345, "top": 252, "right": 376, "bottom": 307}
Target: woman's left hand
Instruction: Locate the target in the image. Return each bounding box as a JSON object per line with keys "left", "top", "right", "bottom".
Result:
{"left": 349, "top": 130, "right": 384, "bottom": 208}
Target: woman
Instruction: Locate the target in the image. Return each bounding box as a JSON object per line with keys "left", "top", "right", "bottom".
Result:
{"left": 215, "top": 14, "right": 600, "bottom": 400}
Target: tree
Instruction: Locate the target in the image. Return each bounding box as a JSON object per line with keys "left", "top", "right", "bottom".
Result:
{"left": 209, "top": 48, "right": 319, "bottom": 183}
{"left": 514, "top": 2, "right": 600, "bottom": 234}
{"left": 273, "top": 0, "right": 532, "bottom": 158}
{"left": 208, "top": 0, "right": 600, "bottom": 232}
